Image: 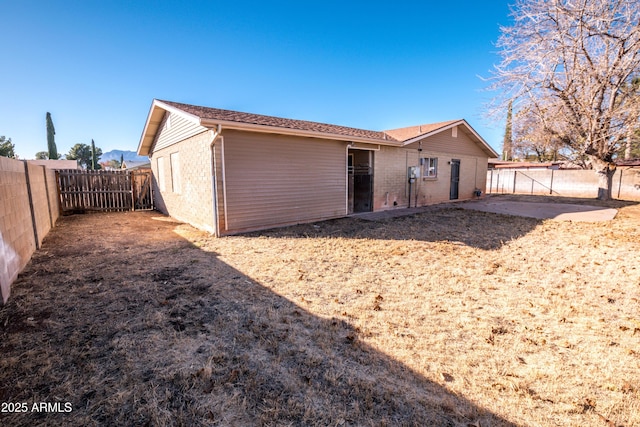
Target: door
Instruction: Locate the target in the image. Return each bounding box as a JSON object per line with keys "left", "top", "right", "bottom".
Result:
{"left": 353, "top": 175, "right": 372, "bottom": 212}
{"left": 348, "top": 149, "right": 373, "bottom": 213}
{"left": 450, "top": 159, "right": 460, "bottom": 200}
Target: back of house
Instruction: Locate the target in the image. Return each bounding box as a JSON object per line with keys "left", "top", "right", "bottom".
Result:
{"left": 137, "top": 99, "right": 498, "bottom": 235}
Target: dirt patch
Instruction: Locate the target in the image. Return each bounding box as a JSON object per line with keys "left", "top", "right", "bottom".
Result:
{"left": 1, "top": 198, "right": 639, "bottom": 426}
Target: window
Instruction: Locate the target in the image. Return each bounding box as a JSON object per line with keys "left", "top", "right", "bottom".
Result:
{"left": 157, "top": 157, "right": 165, "bottom": 191}
{"left": 422, "top": 157, "right": 438, "bottom": 178}
{"left": 170, "top": 152, "right": 181, "bottom": 193}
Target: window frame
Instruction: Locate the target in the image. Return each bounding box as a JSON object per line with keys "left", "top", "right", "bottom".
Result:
{"left": 170, "top": 152, "right": 181, "bottom": 194}
{"left": 422, "top": 157, "right": 438, "bottom": 179}
{"left": 157, "top": 156, "right": 166, "bottom": 192}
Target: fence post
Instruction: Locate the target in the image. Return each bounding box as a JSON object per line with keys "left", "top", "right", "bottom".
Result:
{"left": 489, "top": 169, "right": 493, "bottom": 194}
{"left": 617, "top": 169, "right": 623, "bottom": 199}
{"left": 513, "top": 171, "right": 517, "bottom": 194}
{"left": 531, "top": 172, "right": 534, "bottom": 194}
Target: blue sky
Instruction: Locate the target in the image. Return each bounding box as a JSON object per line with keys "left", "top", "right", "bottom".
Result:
{"left": 1, "top": 1, "right": 512, "bottom": 160}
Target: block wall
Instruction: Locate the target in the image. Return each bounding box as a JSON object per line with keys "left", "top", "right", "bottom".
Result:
{"left": 373, "top": 146, "right": 488, "bottom": 211}
{"left": 487, "top": 168, "right": 640, "bottom": 201}
{"left": 26, "top": 162, "right": 53, "bottom": 247}
{"left": 0, "top": 157, "right": 59, "bottom": 303}
{"left": 151, "top": 130, "right": 215, "bottom": 233}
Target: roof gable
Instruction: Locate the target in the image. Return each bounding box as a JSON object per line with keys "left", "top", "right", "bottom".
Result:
{"left": 385, "top": 120, "right": 498, "bottom": 158}
{"left": 383, "top": 121, "right": 459, "bottom": 142}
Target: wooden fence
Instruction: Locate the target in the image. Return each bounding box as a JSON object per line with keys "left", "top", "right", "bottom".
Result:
{"left": 56, "top": 169, "right": 153, "bottom": 213}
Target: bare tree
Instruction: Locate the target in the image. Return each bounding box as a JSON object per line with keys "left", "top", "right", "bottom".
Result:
{"left": 488, "top": 0, "right": 640, "bottom": 200}
{"left": 511, "top": 104, "right": 563, "bottom": 161}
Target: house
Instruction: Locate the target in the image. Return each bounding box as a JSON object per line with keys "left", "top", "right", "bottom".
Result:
{"left": 27, "top": 159, "right": 79, "bottom": 170}
{"left": 488, "top": 159, "right": 563, "bottom": 170}
{"left": 137, "top": 99, "right": 499, "bottom": 236}
{"left": 616, "top": 158, "right": 640, "bottom": 167}
{"left": 121, "top": 160, "right": 151, "bottom": 170}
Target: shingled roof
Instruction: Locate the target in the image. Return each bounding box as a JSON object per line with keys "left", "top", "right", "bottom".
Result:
{"left": 138, "top": 99, "right": 499, "bottom": 158}
{"left": 159, "top": 100, "right": 398, "bottom": 142}
{"left": 382, "top": 121, "right": 460, "bottom": 142}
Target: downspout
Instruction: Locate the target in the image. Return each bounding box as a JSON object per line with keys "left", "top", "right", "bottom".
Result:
{"left": 345, "top": 143, "right": 350, "bottom": 215}
{"left": 220, "top": 136, "right": 229, "bottom": 232}
{"left": 209, "top": 125, "right": 222, "bottom": 236}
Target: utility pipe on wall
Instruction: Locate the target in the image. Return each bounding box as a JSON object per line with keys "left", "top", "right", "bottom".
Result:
{"left": 209, "top": 125, "right": 222, "bottom": 236}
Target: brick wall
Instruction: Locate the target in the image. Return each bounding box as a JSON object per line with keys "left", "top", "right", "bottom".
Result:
{"left": 151, "top": 131, "right": 215, "bottom": 233}
{"left": 0, "top": 157, "right": 60, "bottom": 303}
{"left": 374, "top": 146, "right": 488, "bottom": 210}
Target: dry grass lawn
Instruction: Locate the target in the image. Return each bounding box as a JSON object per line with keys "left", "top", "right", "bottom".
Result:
{"left": 1, "top": 195, "right": 639, "bottom": 426}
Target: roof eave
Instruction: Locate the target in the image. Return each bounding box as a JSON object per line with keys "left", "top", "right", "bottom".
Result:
{"left": 137, "top": 99, "right": 204, "bottom": 156}
{"left": 199, "top": 118, "right": 401, "bottom": 146}
{"left": 137, "top": 101, "right": 161, "bottom": 156}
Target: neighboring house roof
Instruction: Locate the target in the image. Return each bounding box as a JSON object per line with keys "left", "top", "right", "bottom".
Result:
{"left": 138, "top": 99, "right": 499, "bottom": 158}
{"left": 616, "top": 158, "right": 640, "bottom": 167}
{"left": 121, "top": 160, "right": 151, "bottom": 170}
{"left": 27, "top": 159, "right": 79, "bottom": 170}
{"left": 491, "top": 161, "right": 562, "bottom": 170}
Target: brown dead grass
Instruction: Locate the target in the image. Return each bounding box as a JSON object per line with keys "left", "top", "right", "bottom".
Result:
{"left": 1, "top": 195, "right": 639, "bottom": 426}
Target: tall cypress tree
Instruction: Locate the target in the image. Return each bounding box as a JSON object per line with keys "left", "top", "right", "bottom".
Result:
{"left": 91, "top": 139, "right": 98, "bottom": 170}
{"left": 46, "top": 112, "right": 60, "bottom": 160}
{"left": 502, "top": 101, "right": 513, "bottom": 161}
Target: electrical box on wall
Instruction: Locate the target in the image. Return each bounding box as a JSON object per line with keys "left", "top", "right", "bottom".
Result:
{"left": 408, "top": 166, "right": 419, "bottom": 182}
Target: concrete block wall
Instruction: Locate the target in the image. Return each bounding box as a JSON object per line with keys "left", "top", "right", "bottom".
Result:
{"left": 615, "top": 167, "right": 640, "bottom": 200}
{"left": 0, "top": 157, "right": 60, "bottom": 303}
{"left": 150, "top": 130, "right": 215, "bottom": 233}
{"left": 374, "top": 146, "right": 488, "bottom": 210}
{"left": 26, "top": 162, "right": 53, "bottom": 247}
{"left": 487, "top": 168, "right": 640, "bottom": 201}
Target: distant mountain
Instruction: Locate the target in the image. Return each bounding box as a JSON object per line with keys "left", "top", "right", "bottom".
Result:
{"left": 101, "top": 150, "right": 148, "bottom": 163}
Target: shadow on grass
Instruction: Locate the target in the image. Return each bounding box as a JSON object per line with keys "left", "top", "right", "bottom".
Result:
{"left": 246, "top": 194, "right": 639, "bottom": 250}
{"left": 247, "top": 206, "right": 544, "bottom": 251}
{"left": 0, "top": 212, "right": 518, "bottom": 426}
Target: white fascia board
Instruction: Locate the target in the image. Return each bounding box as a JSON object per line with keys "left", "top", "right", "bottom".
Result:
{"left": 153, "top": 100, "right": 202, "bottom": 125}
{"left": 137, "top": 101, "right": 164, "bottom": 156}
{"left": 457, "top": 119, "right": 499, "bottom": 157}
{"left": 138, "top": 99, "right": 208, "bottom": 156}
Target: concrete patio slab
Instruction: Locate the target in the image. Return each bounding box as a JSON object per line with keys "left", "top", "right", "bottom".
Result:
{"left": 455, "top": 199, "right": 618, "bottom": 222}
{"left": 352, "top": 199, "right": 618, "bottom": 222}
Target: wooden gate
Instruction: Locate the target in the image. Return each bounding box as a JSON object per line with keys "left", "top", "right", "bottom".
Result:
{"left": 57, "top": 169, "right": 153, "bottom": 213}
